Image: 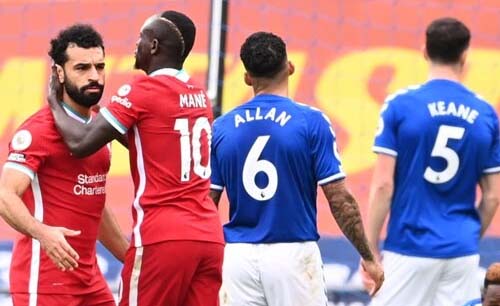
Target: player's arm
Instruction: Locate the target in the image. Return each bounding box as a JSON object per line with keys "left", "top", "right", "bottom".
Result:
{"left": 321, "top": 179, "right": 384, "bottom": 295}
{"left": 98, "top": 205, "right": 129, "bottom": 262}
{"left": 478, "top": 172, "right": 500, "bottom": 236}
{"left": 47, "top": 68, "right": 122, "bottom": 158}
{"left": 209, "top": 190, "right": 222, "bottom": 208}
{"left": 366, "top": 153, "right": 395, "bottom": 255}
{"left": 0, "top": 167, "right": 80, "bottom": 271}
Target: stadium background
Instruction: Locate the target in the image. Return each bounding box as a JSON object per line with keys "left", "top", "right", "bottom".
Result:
{"left": 1, "top": 0, "right": 500, "bottom": 305}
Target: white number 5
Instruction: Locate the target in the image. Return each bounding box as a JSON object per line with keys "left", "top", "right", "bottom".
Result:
{"left": 424, "top": 125, "right": 465, "bottom": 184}
{"left": 243, "top": 136, "right": 278, "bottom": 201}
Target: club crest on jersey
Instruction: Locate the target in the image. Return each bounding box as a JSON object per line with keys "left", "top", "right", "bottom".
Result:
{"left": 117, "top": 84, "right": 132, "bottom": 97}
{"left": 11, "top": 130, "right": 32, "bottom": 151}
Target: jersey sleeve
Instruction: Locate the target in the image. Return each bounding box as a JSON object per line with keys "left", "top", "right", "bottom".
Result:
{"left": 373, "top": 97, "right": 398, "bottom": 156}
{"left": 308, "top": 110, "right": 346, "bottom": 185}
{"left": 3, "top": 126, "right": 48, "bottom": 180}
{"left": 483, "top": 109, "right": 500, "bottom": 174}
{"left": 209, "top": 119, "right": 224, "bottom": 190}
{"left": 100, "top": 77, "right": 149, "bottom": 134}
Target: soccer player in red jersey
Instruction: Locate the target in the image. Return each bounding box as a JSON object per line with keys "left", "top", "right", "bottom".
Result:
{"left": 47, "top": 12, "right": 224, "bottom": 306}
{"left": 0, "top": 24, "right": 129, "bottom": 306}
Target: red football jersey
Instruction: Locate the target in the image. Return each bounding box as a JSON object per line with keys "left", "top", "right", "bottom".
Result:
{"left": 4, "top": 106, "right": 111, "bottom": 295}
{"left": 101, "top": 68, "right": 224, "bottom": 247}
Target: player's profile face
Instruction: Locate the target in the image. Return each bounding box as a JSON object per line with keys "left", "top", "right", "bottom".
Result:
{"left": 484, "top": 284, "right": 500, "bottom": 306}
{"left": 134, "top": 29, "right": 151, "bottom": 71}
{"left": 63, "top": 46, "right": 105, "bottom": 107}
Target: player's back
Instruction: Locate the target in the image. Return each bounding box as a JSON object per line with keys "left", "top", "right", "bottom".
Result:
{"left": 212, "top": 94, "right": 344, "bottom": 243}
{"left": 374, "top": 79, "right": 500, "bottom": 257}
{"left": 108, "top": 71, "right": 223, "bottom": 247}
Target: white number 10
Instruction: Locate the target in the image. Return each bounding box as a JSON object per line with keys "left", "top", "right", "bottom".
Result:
{"left": 174, "top": 117, "right": 212, "bottom": 182}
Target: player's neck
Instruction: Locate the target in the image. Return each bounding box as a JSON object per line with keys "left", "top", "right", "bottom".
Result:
{"left": 62, "top": 93, "right": 92, "bottom": 119}
{"left": 428, "top": 63, "right": 463, "bottom": 83}
{"left": 253, "top": 82, "right": 289, "bottom": 97}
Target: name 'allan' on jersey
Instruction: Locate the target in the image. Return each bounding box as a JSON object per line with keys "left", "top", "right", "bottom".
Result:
{"left": 211, "top": 94, "right": 345, "bottom": 243}
{"left": 374, "top": 79, "right": 500, "bottom": 258}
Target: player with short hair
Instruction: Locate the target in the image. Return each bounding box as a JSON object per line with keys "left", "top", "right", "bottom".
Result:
{"left": 366, "top": 17, "right": 500, "bottom": 306}
{"left": 0, "top": 24, "right": 128, "bottom": 306}
{"left": 47, "top": 11, "right": 224, "bottom": 306}
{"left": 463, "top": 262, "right": 500, "bottom": 306}
{"left": 210, "top": 31, "right": 384, "bottom": 306}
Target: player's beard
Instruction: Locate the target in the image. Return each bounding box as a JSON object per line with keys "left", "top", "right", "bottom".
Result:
{"left": 64, "top": 76, "right": 104, "bottom": 108}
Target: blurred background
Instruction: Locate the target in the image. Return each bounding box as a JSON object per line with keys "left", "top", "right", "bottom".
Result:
{"left": 1, "top": 0, "right": 500, "bottom": 305}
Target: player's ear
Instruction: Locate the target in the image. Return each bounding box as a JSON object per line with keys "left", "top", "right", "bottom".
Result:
{"left": 288, "top": 61, "right": 295, "bottom": 76}
{"left": 422, "top": 45, "right": 429, "bottom": 61}
{"left": 55, "top": 64, "right": 65, "bottom": 83}
{"left": 460, "top": 49, "right": 468, "bottom": 67}
{"left": 151, "top": 38, "right": 159, "bottom": 55}
{"left": 244, "top": 72, "right": 252, "bottom": 86}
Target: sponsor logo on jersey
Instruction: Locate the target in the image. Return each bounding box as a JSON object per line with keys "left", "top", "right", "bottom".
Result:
{"left": 73, "top": 173, "right": 107, "bottom": 195}
{"left": 11, "top": 130, "right": 32, "bottom": 151}
{"left": 7, "top": 153, "right": 26, "bottom": 163}
{"left": 117, "top": 84, "right": 132, "bottom": 97}
{"left": 110, "top": 95, "right": 132, "bottom": 108}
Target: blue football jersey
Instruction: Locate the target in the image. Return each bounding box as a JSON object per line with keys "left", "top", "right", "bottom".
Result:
{"left": 211, "top": 94, "right": 345, "bottom": 243}
{"left": 374, "top": 79, "right": 500, "bottom": 258}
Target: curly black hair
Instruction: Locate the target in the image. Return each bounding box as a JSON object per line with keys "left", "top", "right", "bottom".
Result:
{"left": 48, "top": 24, "right": 104, "bottom": 66}
{"left": 426, "top": 17, "right": 470, "bottom": 64}
{"left": 240, "top": 32, "right": 287, "bottom": 78}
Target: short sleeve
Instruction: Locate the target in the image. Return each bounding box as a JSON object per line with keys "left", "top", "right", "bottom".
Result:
{"left": 209, "top": 120, "right": 224, "bottom": 190}
{"left": 309, "top": 111, "right": 346, "bottom": 185}
{"left": 100, "top": 78, "right": 148, "bottom": 134}
{"left": 483, "top": 109, "right": 500, "bottom": 174}
{"left": 373, "top": 98, "right": 398, "bottom": 156}
{"left": 4, "top": 127, "right": 48, "bottom": 180}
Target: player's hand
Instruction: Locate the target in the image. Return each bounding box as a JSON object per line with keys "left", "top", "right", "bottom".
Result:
{"left": 35, "top": 224, "right": 81, "bottom": 272}
{"left": 360, "top": 258, "right": 384, "bottom": 296}
{"left": 47, "top": 64, "right": 63, "bottom": 107}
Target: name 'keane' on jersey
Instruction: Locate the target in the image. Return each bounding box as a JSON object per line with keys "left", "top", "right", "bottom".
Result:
{"left": 427, "top": 101, "right": 479, "bottom": 124}
{"left": 234, "top": 107, "right": 292, "bottom": 128}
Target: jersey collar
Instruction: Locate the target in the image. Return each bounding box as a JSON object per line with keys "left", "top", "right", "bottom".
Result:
{"left": 61, "top": 102, "right": 92, "bottom": 124}
{"left": 149, "top": 68, "right": 190, "bottom": 83}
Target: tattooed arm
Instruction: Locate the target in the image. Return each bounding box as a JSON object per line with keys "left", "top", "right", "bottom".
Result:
{"left": 322, "top": 179, "right": 373, "bottom": 260}
{"left": 322, "top": 178, "right": 384, "bottom": 295}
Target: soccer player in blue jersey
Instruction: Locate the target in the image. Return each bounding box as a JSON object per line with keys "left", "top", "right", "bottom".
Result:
{"left": 209, "top": 32, "right": 384, "bottom": 306}
{"left": 366, "top": 17, "right": 500, "bottom": 306}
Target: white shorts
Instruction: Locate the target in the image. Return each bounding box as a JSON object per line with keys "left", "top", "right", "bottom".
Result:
{"left": 370, "top": 251, "right": 480, "bottom": 306}
{"left": 220, "top": 241, "right": 329, "bottom": 306}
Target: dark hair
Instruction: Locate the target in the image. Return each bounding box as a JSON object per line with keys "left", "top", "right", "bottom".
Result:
{"left": 240, "top": 32, "right": 287, "bottom": 78}
{"left": 48, "top": 24, "right": 104, "bottom": 66}
{"left": 161, "top": 11, "right": 196, "bottom": 61}
{"left": 425, "top": 17, "right": 470, "bottom": 64}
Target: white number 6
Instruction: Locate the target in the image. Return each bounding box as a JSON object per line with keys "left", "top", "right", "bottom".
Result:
{"left": 242, "top": 135, "right": 278, "bottom": 201}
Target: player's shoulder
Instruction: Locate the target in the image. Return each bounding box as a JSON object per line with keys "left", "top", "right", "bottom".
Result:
{"left": 9, "top": 107, "right": 54, "bottom": 151}
{"left": 292, "top": 101, "right": 332, "bottom": 125}
{"left": 16, "top": 107, "right": 54, "bottom": 133}
{"left": 384, "top": 84, "right": 423, "bottom": 104}
{"left": 469, "top": 91, "right": 497, "bottom": 115}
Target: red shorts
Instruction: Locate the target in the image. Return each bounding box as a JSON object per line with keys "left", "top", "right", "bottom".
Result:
{"left": 119, "top": 240, "right": 224, "bottom": 306}
{"left": 12, "top": 285, "right": 115, "bottom": 306}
